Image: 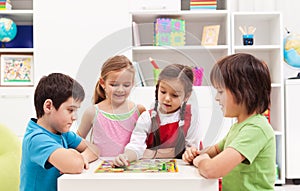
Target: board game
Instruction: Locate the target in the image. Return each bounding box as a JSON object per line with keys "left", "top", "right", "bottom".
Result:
{"left": 94, "top": 159, "right": 178, "bottom": 173}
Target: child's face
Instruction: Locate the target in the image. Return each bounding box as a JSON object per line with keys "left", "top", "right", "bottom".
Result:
{"left": 158, "top": 79, "right": 186, "bottom": 114}
{"left": 214, "top": 87, "right": 245, "bottom": 119}
{"left": 101, "top": 69, "right": 134, "bottom": 106}
{"left": 48, "top": 97, "right": 81, "bottom": 134}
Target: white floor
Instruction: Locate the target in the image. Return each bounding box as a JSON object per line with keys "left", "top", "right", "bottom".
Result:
{"left": 275, "top": 184, "right": 300, "bottom": 191}
{"left": 275, "top": 180, "right": 300, "bottom": 191}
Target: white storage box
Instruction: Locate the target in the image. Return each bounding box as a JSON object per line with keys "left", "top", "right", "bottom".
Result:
{"left": 129, "top": 0, "right": 180, "bottom": 11}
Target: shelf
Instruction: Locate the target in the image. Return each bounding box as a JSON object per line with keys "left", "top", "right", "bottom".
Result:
{"left": 131, "top": 10, "right": 229, "bottom": 23}
{"left": 233, "top": 45, "right": 281, "bottom": 50}
{"left": 0, "top": 10, "right": 33, "bottom": 25}
{"left": 232, "top": 12, "right": 282, "bottom": 46}
{"left": 132, "top": 45, "right": 229, "bottom": 53}
{"left": 131, "top": 10, "right": 230, "bottom": 47}
{"left": 0, "top": 48, "right": 34, "bottom": 53}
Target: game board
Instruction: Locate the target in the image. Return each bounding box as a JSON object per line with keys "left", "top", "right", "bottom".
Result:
{"left": 94, "top": 159, "right": 178, "bottom": 173}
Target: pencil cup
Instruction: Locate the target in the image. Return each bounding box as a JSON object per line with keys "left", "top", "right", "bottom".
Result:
{"left": 243, "top": 34, "right": 254, "bottom": 45}
{"left": 153, "top": 68, "right": 161, "bottom": 85}
{"left": 192, "top": 67, "right": 204, "bottom": 86}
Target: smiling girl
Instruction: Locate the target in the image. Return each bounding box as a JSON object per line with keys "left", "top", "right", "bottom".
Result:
{"left": 77, "top": 55, "right": 145, "bottom": 157}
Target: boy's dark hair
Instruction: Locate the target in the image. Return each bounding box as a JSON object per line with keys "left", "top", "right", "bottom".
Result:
{"left": 150, "top": 64, "right": 194, "bottom": 158}
{"left": 34, "top": 73, "right": 85, "bottom": 118}
{"left": 210, "top": 53, "right": 271, "bottom": 114}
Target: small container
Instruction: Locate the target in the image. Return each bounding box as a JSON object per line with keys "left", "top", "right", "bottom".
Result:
{"left": 153, "top": 68, "right": 161, "bottom": 85}
{"left": 192, "top": 67, "right": 204, "bottom": 86}
{"left": 243, "top": 34, "right": 254, "bottom": 45}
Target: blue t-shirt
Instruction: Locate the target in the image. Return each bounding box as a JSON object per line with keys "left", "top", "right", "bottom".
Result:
{"left": 20, "top": 118, "right": 82, "bottom": 191}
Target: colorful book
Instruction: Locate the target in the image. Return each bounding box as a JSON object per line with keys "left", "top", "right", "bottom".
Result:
{"left": 190, "top": 0, "right": 217, "bottom": 10}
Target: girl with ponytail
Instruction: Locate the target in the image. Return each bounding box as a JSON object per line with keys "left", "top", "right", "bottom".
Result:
{"left": 113, "top": 64, "right": 201, "bottom": 166}
{"left": 77, "top": 55, "right": 146, "bottom": 157}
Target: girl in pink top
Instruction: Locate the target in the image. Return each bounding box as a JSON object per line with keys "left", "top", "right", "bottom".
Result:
{"left": 77, "top": 55, "right": 146, "bottom": 157}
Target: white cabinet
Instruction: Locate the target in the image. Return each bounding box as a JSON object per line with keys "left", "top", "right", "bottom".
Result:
{"left": 130, "top": 10, "right": 230, "bottom": 86}
{"left": 0, "top": 0, "right": 34, "bottom": 137}
{"left": 285, "top": 79, "right": 300, "bottom": 180}
{"left": 131, "top": 10, "right": 285, "bottom": 184}
{"left": 231, "top": 12, "right": 285, "bottom": 184}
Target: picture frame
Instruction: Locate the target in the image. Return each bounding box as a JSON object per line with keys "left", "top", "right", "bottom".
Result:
{"left": 0, "top": 54, "right": 34, "bottom": 86}
{"left": 201, "top": 25, "right": 220, "bottom": 46}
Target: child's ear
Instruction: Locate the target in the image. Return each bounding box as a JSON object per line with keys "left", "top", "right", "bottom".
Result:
{"left": 99, "top": 78, "right": 105, "bottom": 89}
{"left": 43, "top": 99, "right": 53, "bottom": 113}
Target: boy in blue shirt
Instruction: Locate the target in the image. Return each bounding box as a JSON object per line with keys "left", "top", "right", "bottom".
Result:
{"left": 20, "top": 73, "right": 99, "bottom": 191}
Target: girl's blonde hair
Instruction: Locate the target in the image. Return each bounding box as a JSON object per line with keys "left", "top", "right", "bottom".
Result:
{"left": 93, "top": 55, "right": 134, "bottom": 104}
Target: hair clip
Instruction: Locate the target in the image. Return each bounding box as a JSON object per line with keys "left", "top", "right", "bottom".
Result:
{"left": 179, "top": 120, "right": 185, "bottom": 127}
{"left": 151, "top": 110, "right": 157, "bottom": 118}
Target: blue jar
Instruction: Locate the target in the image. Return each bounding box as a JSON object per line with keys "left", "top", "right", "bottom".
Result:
{"left": 243, "top": 34, "right": 254, "bottom": 45}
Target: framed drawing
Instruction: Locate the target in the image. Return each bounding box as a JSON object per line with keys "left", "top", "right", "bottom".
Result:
{"left": 201, "top": 25, "right": 220, "bottom": 46}
{"left": 0, "top": 54, "right": 34, "bottom": 86}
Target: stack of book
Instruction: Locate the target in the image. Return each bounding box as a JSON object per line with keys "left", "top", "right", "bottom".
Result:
{"left": 0, "top": 0, "right": 12, "bottom": 10}
{"left": 190, "top": 0, "right": 217, "bottom": 10}
{"left": 154, "top": 18, "right": 185, "bottom": 46}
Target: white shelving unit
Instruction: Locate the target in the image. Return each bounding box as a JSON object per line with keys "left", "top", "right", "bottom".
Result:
{"left": 285, "top": 79, "right": 300, "bottom": 183}
{"left": 232, "top": 12, "right": 285, "bottom": 185}
{"left": 0, "top": 0, "right": 35, "bottom": 137}
{"left": 130, "top": 10, "right": 230, "bottom": 86}
{"left": 130, "top": 8, "right": 285, "bottom": 185}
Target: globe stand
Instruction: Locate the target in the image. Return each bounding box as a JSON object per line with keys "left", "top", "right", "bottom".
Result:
{"left": 1, "top": 42, "right": 6, "bottom": 48}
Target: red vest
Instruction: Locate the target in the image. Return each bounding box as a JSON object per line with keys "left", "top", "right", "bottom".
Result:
{"left": 146, "top": 105, "right": 191, "bottom": 149}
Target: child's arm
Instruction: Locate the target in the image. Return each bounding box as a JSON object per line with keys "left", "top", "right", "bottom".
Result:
{"left": 48, "top": 139, "right": 99, "bottom": 174}
{"left": 48, "top": 148, "right": 86, "bottom": 174}
{"left": 143, "top": 148, "right": 176, "bottom": 159}
{"left": 76, "top": 139, "right": 100, "bottom": 168}
{"left": 193, "top": 147, "right": 245, "bottom": 179}
{"left": 77, "top": 106, "right": 95, "bottom": 138}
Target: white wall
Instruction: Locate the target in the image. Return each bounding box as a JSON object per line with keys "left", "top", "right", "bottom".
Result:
{"left": 3, "top": 0, "right": 300, "bottom": 137}
{"left": 34, "top": 0, "right": 131, "bottom": 80}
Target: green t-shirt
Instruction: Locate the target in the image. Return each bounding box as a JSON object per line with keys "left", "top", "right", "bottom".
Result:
{"left": 0, "top": 124, "right": 21, "bottom": 191}
{"left": 218, "top": 114, "right": 276, "bottom": 191}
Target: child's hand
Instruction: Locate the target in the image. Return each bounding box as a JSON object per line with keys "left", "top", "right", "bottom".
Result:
{"left": 82, "top": 154, "right": 89, "bottom": 170}
{"left": 192, "top": 153, "right": 210, "bottom": 168}
{"left": 182, "top": 146, "right": 201, "bottom": 164}
{"left": 113, "top": 154, "right": 129, "bottom": 167}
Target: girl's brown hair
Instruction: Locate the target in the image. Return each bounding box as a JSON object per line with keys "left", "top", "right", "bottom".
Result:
{"left": 93, "top": 55, "right": 134, "bottom": 104}
{"left": 210, "top": 53, "right": 271, "bottom": 114}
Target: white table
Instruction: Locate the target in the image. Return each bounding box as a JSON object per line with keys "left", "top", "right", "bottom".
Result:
{"left": 58, "top": 158, "right": 218, "bottom": 191}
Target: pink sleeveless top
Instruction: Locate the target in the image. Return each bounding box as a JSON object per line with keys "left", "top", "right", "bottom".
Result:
{"left": 91, "top": 105, "right": 140, "bottom": 157}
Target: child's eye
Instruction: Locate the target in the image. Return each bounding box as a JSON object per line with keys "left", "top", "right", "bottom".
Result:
{"left": 172, "top": 94, "right": 179, "bottom": 98}
{"left": 110, "top": 84, "right": 119, "bottom": 87}
{"left": 160, "top": 90, "right": 166, "bottom": 94}
{"left": 123, "top": 84, "right": 131, "bottom": 87}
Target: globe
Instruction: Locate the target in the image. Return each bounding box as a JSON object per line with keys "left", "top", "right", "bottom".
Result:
{"left": 284, "top": 33, "right": 300, "bottom": 68}
{"left": 0, "top": 17, "right": 17, "bottom": 46}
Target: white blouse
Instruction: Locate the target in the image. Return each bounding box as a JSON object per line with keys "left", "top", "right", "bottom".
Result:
{"left": 125, "top": 105, "right": 202, "bottom": 159}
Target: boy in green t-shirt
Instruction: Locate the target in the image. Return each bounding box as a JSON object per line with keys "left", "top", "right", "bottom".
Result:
{"left": 183, "top": 53, "right": 276, "bottom": 191}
